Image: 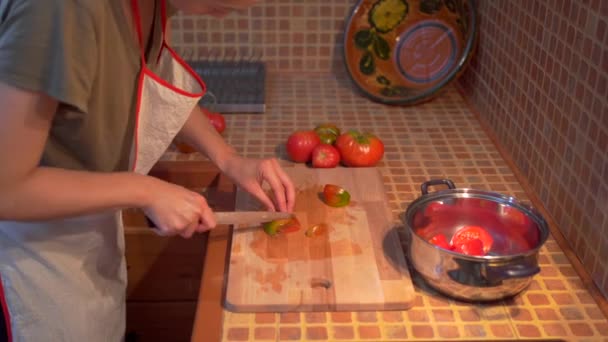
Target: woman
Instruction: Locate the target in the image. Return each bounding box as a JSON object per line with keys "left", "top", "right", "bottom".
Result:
{"left": 0, "top": 0, "right": 294, "bottom": 340}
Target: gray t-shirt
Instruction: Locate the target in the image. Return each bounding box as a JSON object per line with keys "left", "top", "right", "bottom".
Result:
{"left": 0, "top": 0, "right": 164, "bottom": 171}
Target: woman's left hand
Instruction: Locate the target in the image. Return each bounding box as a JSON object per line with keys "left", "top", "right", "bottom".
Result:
{"left": 221, "top": 155, "right": 295, "bottom": 213}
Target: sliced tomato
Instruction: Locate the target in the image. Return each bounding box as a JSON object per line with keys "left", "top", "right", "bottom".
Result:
{"left": 305, "top": 223, "right": 329, "bottom": 237}
{"left": 428, "top": 234, "right": 451, "bottom": 250}
{"left": 263, "top": 217, "right": 301, "bottom": 236}
{"left": 322, "top": 184, "right": 351, "bottom": 207}
{"left": 450, "top": 225, "right": 494, "bottom": 254}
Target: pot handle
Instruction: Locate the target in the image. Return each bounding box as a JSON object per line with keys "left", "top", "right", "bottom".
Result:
{"left": 421, "top": 179, "right": 456, "bottom": 195}
{"left": 485, "top": 261, "right": 540, "bottom": 282}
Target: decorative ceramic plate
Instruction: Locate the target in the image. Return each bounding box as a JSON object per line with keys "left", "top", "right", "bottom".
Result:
{"left": 343, "top": 0, "right": 477, "bottom": 105}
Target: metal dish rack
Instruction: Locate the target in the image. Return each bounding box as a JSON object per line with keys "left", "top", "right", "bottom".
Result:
{"left": 184, "top": 50, "right": 266, "bottom": 113}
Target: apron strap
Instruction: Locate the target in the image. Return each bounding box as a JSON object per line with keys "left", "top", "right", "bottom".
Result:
{"left": 130, "top": 0, "right": 168, "bottom": 64}
{"left": 160, "top": 0, "right": 168, "bottom": 40}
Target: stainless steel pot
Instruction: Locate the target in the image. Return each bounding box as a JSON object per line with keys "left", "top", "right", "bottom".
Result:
{"left": 403, "top": 179, "right": 549, "bottom": 301}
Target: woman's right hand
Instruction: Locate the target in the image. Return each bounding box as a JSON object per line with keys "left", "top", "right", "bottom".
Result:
{"left": 141, "top": 177, "right": 216, "bottom": 238}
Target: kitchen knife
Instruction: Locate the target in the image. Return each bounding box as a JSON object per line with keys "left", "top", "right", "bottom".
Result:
{"left": 215, "top": 211, "right": 293, "bottom": 226}
{"left": 145, "top": 211, "right": 293, "bottom": 229}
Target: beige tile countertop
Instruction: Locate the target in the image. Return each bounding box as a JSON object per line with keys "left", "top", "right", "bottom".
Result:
{"left": 161, "top": 73, "right": 608, "bottom": 341}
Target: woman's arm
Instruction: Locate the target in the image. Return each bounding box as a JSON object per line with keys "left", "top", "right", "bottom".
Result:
{"left": 0, "top": 82, "right": 214, "bottom": 238}
{"left": 176, "top": 105, "right": 296, "bottom": 212}
{"left": 0, "top": 81, "right": 154, "bottom": 220}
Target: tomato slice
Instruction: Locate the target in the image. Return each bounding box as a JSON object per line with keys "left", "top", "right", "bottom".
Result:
{"left": 305, "top": 223, "right": 329, "bottom": 237}
{"left": 322, "top": 184, "right": 351, "bottom": 207}
{"left": 450, "top": 225, "right": 494, "bottom": 254}
{"left": 428, "top": 234, "right": 451, "bottom": 250}
{"left": 262, "top": 217, "right": 301, "bottom": 236}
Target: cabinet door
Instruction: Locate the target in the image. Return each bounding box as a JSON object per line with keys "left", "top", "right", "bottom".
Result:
{"left": 124, "top": 226, "right": 207, "bottom": 301}
{"left": 125, "top": 302, "right": 198, "bottom": 342}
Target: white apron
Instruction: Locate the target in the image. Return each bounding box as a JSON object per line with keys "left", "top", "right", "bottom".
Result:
{"left": 0, "top": 0, "right": 205, "bottom": 340}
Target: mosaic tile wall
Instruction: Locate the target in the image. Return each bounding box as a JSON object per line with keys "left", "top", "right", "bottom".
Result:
{"left": 458, "top": 0, "right": 608, "bottom": 298}
{"left": 170, "top": 0, "right": 357, "bottom": 72}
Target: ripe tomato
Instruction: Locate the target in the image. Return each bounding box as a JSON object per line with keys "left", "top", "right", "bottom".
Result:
{"left": 501, "top": 206, "right": 530, "bottom": 226}
{"left": 311, "top": 144, "right": 340, "bottom": 168}
{"left": 322, "top": 184, "right": 351, "bottom": 207}
{"left": 335, "top": 130, "right": 384, "bottom": 167}
{"left": 200, "top": 107, "right": 226, "bottom": 133}
{"left": 428, "top": 234, "right": 451, "bottom": 250}
{"left": 450, "top": 225, "right": 494, "bottom": 254}
{"left": 314, "top": 123, "right": 341, "bottom": 144}
{"left": 286, "top": 130, "right": 321, "bottom": 163}
{"left": 314, "top": 123, "right": 341, "bottom": 137}
{"left": 424, "top": 201, "right": 445, "bottom": 216}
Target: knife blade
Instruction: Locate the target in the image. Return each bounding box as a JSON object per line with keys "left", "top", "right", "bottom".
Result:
{"left": 144, "top": 211, "right": 293, "bottom": 229}
{"left": 215, "top": 211, "right": 293, "bottom": 226}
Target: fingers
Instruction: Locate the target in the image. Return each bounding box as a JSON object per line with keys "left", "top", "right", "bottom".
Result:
{"left": 248, "top": 183, "right": 277, "bottom": 212}
{"left": 270, "top": 158, "right": 296, "bottom": 212}
{"left": 151, "top": 192, "right": 218, "bottom": 238}
{"left": 261, "top": 158, "right": 295, "bottom": 212}
{"left": 179, "top": 220, "right": 199, "bottom": 239}
{"left": 260, "top": 160, "right": 287, "bottom": 212}
{"left": 197, "top": 203, "right": 217, "bottom": 233}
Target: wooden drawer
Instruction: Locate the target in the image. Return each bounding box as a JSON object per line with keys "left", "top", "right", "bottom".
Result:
{"left": 126, "top": 302, "right": 197, "bottom": 342}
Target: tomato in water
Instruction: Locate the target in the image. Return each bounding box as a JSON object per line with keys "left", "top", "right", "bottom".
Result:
{"left": 428, "top": 234, "right": 451, "bottom": 250}
{"left": 450, "top": 225, "right": 494, "bottom": 254}
{"left": 452, "top": 238, "right": 485, "bottom": 256}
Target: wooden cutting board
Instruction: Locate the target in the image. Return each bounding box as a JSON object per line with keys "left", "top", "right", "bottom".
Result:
{"left": 224, "top": 165, "right": 415, "bottom": 312}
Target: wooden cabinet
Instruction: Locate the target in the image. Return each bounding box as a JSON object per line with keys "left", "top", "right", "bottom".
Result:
{"left": 123, "top": 161, "right": 235, "bottom": 342}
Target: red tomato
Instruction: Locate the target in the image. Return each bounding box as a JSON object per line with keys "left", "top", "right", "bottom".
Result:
{"left": 450, "top": 225, "right": 494, "bottom": 254}
{"left": 502, "top": 206, "right": 530, "bottom": 226}
{"left": 286, "top": 130, "right": 321, "bottom": 163}
{"left": 200, "top": 107, "right": 226, "bottom": 133}
{"left": 334, "top": 130, "right": 384, "bottom": 167}
{"left": 452, "top": 238, "right": 485, "bottom": 256}
{"left": 322, "top": 184, "right": 351, "bottom": 207}
{"left": 311, "top": 144, "right": 340, "bottom": 168}
{"left": 412, "top": 211, "right": 431, "bottom": 230}
{"left": 424, "top": 201, "right": 445, "bottom": 216}
{"left": 428, "top": 234, "right": 451, "bottom": 250}
{"left": 207, "top": 112, "right": 226, "bottom": 133}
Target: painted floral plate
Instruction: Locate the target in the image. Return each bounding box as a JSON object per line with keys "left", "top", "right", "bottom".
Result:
{"left": 343, "top": 0, "right": 477, "bottom": 105}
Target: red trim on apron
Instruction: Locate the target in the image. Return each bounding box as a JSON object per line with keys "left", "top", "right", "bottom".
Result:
{"left": 130, "top": 0, "right": 206, "bottom": 97}
{"left": 131, "top": 70, "right": 147, "bottom": 176}
{"left": 0, "top": 274, "right": 13, "bottom": 342}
